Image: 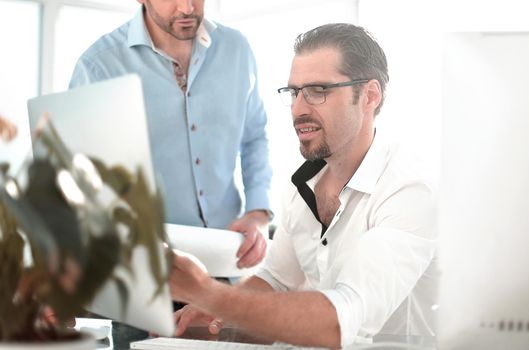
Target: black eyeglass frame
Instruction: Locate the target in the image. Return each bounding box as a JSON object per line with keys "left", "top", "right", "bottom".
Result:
{"left": 277, "top": 79, "right": 370, "bottom": 106}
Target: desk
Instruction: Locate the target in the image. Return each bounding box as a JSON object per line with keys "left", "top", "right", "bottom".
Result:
{"left": 371, "top": 334, "right": 436, "bottom": 349}
{"left": 108, "top": 322, "right": 273, "bottom": 349}
{"left": 74, "top": 319, "right": 147, "bottom": 350}
{"left": 88, "top": 320, "right": 437, "bottom": 350}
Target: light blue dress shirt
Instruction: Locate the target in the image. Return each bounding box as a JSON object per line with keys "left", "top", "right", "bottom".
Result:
{"left": 69, "top": 8, "right": 272, "bottom": 229}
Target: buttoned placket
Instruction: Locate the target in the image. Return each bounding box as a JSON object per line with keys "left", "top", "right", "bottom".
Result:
{"left": 316, "top": 186, "right": 350, "bottom": 278}
{"left": 172, "top": 57, "right": 207, "bottom": 226}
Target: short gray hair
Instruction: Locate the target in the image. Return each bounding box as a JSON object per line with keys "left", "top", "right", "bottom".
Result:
{"left": 294, "top": 23, "right": 389, "bottom": 115}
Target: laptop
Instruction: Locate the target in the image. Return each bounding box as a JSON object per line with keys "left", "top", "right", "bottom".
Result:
{"left": 27, "top": 74, "right": 174, "bottom": 336}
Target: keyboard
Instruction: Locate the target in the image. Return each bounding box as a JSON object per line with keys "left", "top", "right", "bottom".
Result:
{"left": 130, "top": 337, "right": 325, "bottom": 349}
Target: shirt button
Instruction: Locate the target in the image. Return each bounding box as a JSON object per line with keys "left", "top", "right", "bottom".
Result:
{"left": 190, "top": 124, "right": 197, "bottom": 131}
{"left": 322, "top": 238, "right": 328, "bottom": 246}
{"left": 187, "top": 91, "right": 191, "bottom": 97}
{"left": 195, "top": 158, "right": 200, "bottom": 165}
{"left": 199, "top": 190, "right": 204, "bottom": 196}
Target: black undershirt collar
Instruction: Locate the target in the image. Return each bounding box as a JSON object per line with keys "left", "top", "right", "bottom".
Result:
{"left": 291, "top": 159, "right": 328, "bottom": 238}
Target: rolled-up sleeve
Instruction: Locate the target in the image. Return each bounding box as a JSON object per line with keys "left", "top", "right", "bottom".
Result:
{"left": 321, "top": 283, "right": 366, "bottom": 346}
{"left": 332, "top": 181, "right": 437, "bottom": 344}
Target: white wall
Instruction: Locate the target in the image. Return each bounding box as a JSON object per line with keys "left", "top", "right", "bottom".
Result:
{"left": 358, "top": 0, "right": 529, "bottom": 182}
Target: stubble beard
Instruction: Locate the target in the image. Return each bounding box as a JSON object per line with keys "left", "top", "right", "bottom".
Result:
{"left": 300, "top": 140, "right": 332, "bottom": 161}
{"left": 146, "top": 1, "right": 202, "bottom": 41}
{"left": 165, "top": 15, "right": 202, "bottom": 40}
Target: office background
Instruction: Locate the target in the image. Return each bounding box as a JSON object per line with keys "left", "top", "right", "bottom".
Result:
{"left": 1, "top": 0, "right": 527, "bottom": 221}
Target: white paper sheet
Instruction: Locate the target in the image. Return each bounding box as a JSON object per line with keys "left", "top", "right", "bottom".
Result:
{"left": 165, "top": 224, "right": 260, "bottom": 277}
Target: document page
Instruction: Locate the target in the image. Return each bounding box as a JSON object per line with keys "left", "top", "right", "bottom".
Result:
{"left": 165, "top": 224, "right": 259, "bottom": 277}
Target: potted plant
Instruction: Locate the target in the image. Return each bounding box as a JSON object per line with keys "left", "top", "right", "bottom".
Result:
{"left": 0, "top": 115, "right": 170, "bottom": 348}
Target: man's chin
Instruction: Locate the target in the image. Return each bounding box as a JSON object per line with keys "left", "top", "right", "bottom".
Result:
{"left": 300, "top": 145, "right": 331, "bottom": 161}
{"left": 300, "top": 149, "right": 318, "bottom": 162}
{"left": 170, "top": 30, "right": 197, "bottom": 41}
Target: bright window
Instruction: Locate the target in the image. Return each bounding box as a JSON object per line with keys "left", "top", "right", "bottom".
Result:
{"left": 0, "top": 0, "right": 136, "bottom": 174}
{"left": 0, "top": 0, "right": 40, "bottom": 173}
{"left": 53, "top": 5, "right": 136, "bottom": 92}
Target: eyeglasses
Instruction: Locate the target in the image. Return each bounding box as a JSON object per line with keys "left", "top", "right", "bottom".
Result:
{"left": 277, "top": 79, "right": 369, "bottom": 106}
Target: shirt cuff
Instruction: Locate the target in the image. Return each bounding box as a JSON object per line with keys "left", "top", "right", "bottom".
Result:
{"left": 244, "top": 186, "right": 272, "bottom": 218}
{"left": 321, "top": 283, "right": 366, "bottom": 347}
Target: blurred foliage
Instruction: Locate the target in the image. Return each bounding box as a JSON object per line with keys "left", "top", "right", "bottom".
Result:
{"left": 0, "top": 117, "right": 170, "bottom": 341}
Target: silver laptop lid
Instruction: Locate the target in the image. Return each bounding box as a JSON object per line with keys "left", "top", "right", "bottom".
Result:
{"left": 27, "top": 74, "right": 174, "bottom": 336}
{"left": 28, "top": 74, "right": 156, "bottom": 190}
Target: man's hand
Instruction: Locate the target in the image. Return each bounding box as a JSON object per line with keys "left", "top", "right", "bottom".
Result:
{"left": 0, "top": 115, "right": 17, "bottom": 142}
{"left": 228, "top": 210, "right": 269, "bottom": 268}
{"left": 173, "top": 304, "right": 223, "bottom": 337}
{"left": 169, "top": 251, "right": 212, "bottom": 304}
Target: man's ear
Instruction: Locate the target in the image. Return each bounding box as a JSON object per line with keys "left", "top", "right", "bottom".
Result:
{"left": 362, "top": 79, "right": 382, "bottom": 115}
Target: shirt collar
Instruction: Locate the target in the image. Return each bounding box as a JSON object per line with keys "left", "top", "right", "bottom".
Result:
{"left": 196, "top": 18, "right": 216, "bottom": 48}
{"left": 127, "top": 7, "right": 151, "bottom": 47}
{"left": 127, "top": 6, "right": 217, "bottom": 50}
{"left": 291, "top": 159, "right": 327, "bottom": 189}
{"left": 344, "top": 132, "right": 388, "bottom": 194}
{"left": 291, "top": 159, "right": 327, "bottom": 231}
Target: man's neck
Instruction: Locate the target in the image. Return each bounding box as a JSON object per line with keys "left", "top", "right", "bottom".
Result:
{"left": 166, "top": 40, "right": 193, "bottom": 69}
{"left": 313, "top": 135, "right": 373, "bottom": 227}
{"left": 322, "top": 130, "right": 375, "bottom": 191}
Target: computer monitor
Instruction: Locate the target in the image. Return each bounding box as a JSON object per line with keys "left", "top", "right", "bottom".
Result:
{"left": 438, "top": 32, "right": 529, "bottom": 349}
{"left": 27, "top": 74, "right": 174, "bottom": 336}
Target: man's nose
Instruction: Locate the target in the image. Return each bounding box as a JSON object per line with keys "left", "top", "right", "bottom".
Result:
{"left": 177, "top": 0, "right": 194, "bottom": 15}
{"left": 291, "top": 91, "right": 312, "bottom": 118}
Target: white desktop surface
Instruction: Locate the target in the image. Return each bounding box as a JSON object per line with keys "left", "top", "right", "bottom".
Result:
{"left": 73, "top": 318, "right": 437, "bottom": 350}
{"left": 129, "top": 327, "right": 437, "bottom": 350}
{"left": 75, "top": 318, "right": 113, "bottom": 349}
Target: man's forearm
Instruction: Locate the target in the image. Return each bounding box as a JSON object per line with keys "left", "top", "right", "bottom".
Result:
{"left": 236, "top": 275, "right": 274, "bottom": 291}
{"left": 196, "top": 280, "right": 341, "bottom": 349}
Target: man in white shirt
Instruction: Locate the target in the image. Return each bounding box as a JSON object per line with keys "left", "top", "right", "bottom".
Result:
{"left": 168, "top": 23, "right": 438, "bottom": 349}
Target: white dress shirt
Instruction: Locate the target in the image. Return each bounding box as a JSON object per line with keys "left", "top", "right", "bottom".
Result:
{"left": 256, "top": 134, "right": 438, "bottom": 347}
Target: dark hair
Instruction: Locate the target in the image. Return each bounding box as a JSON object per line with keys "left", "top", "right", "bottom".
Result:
{"left": 294, "top": 23, "right": 389, "bottom": 115}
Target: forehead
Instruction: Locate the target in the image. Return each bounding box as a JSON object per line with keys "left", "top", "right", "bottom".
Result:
{"left": 288, "top": 46, "right": 344, "bottom": 86}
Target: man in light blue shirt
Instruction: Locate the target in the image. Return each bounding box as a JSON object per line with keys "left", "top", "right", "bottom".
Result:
{"left": 70, "top": 0, "right": 272, "bottom": 268}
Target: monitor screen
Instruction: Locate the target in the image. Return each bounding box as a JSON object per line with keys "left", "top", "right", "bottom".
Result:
{"left": 438, "top": 32, "right": 529, "bottom": 349}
